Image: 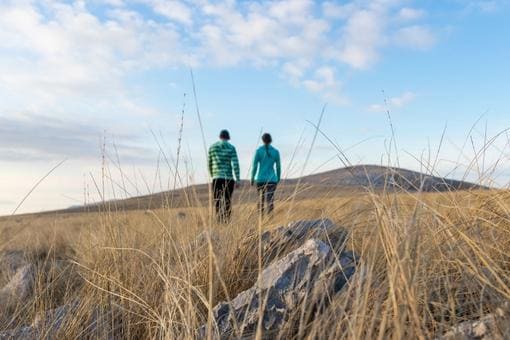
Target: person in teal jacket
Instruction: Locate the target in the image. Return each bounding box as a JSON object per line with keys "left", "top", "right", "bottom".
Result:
{"left": 251, "top": 133, "right": 281, "bottom": 216}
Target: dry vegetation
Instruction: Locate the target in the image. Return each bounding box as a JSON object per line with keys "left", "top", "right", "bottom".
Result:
{"left": 1, "top": 186, "right": 510, "bottom": 339}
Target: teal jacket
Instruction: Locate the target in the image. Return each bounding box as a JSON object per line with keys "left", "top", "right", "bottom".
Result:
{"left": 251, "top": 145, "right": 281, "bottom": 184}
{"left": 208, "top": 141, "right": 240, "bottom": 181}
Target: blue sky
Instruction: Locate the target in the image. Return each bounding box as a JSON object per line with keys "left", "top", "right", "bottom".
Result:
{"left": 0, "top": 0, "right": 509, "bottom": 214}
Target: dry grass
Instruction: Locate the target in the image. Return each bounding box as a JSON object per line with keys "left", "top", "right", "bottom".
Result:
{"left": 1, "top": 187, "right": 510, "bottom": 339}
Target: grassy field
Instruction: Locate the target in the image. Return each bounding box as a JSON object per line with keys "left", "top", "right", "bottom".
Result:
{"left": 1, "top": 186, "right": 510, "bottom": 339}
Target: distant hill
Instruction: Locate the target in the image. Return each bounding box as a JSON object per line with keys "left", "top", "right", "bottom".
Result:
{"left": 60, "top": 164, "right": 484, "bottom": 214}
{"left": 285, "top": 164, "right": 484, "bottom": 191}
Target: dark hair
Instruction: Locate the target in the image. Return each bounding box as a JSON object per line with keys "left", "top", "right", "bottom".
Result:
{"left": 219, "top": 129, "right": 230, "bottom": 140}
{"left": 262, "top": 133, "right": 272, "bottom": 144}
{"left": 262, "top": 133, "right": 272, "bottom": 157}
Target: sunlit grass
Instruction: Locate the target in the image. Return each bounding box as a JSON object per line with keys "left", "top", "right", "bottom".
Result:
{"left": 0, "top": 187, "right": 509, "bottom": 338}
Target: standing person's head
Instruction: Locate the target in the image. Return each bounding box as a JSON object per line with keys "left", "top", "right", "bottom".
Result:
{"left": 262, "top": 133, "right": 272, "bottom": 145}
{"left": 219, "top": 129, "right": 230, "bottom": 141}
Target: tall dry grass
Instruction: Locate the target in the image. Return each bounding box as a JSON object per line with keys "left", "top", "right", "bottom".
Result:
{"left": 1, "top": 187, "right": 510, "bottom": 339}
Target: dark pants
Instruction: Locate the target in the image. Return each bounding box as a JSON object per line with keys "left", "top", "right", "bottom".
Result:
{"left": 212, "top": 178, "right": 235, "bottom": 223}
{"left": 256, "top": 182, "right": 277, "bottom": 216}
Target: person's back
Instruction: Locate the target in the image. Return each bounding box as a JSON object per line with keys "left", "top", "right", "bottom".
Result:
{"left": 251, "top": 133, "right": 281, "bottom": 216}
{"left": 209, "top": 140, "right": 240, "bottom": 180}
{"left": 252, "top": 145, "right": 281, "bottom": 184}
{"left": 208, "top": 129, "right": 240, "bottom": 223}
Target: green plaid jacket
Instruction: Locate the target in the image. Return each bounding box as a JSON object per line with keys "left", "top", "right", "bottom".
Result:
{"left": 208, "top": 141, "right": 240, "bottom": 181}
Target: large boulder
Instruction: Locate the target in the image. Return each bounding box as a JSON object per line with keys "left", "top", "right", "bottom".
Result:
{"left": 239, "top": 218, "right": 347, "bottom": 267}
{"left": 201, "top": 239, "right": 357, "bottom": 339}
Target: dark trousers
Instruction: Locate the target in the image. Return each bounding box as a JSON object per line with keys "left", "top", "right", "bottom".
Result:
{"left": 212, "top": 178, "right": 235, "bottom": 223}
{"left": 256, "top": 182, "right": 277, "bottom": 216}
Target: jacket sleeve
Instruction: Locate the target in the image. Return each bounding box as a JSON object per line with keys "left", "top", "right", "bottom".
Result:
{"left": 231, "top": 147, "right": 241, "bottom": 182}
{"left": 208, "top": 147, "right": 213, "bottom": 177}
{"left": 276, "top": 150, "right": 281, "bottom": 183}
{"left": 251, "top": 150, "right": 259, "bottom": 183}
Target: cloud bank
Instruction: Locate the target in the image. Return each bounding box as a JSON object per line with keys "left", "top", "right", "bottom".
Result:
{"left": 0, "top": 0, "right": 435, "bottom": 110}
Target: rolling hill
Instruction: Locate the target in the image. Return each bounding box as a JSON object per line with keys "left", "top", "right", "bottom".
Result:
{"left": 288, "top": 164, "right": 483, "bottom": 191}
{"left": 65, "top": 164, "right": 485, "bottom": 213}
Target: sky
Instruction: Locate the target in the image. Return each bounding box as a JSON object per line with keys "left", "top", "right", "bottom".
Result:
{"left": 1, "top": 0, "right": 509, "bottom": 215}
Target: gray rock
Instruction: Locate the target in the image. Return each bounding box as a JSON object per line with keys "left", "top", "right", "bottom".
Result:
{"left": 33, "top": 301, "right": 80, "bottom": 336}
{"left": 0, "top": 327, "right": 35, "bottom": 340}
{"left": 201, "top": 239, "right": 357, "bottom": 339}
{"left": 0, "top": 251, "right": 28, "bottom": 278}
{"left": 0, "top": 302, "right": 78, "bottom": 340}
{"left": 0, "top": 300, "right": 121, "bottom": 340}
{"left": 192, "top": 229, "right": 221, "bottom": 252}
{"left": 240, "top": 218, "right": 347, "bottom": 267}
{"left": 438, "top": 304, "right": 510, "bottom": 339}
{"left": 0, "top": 264, "right": 35, "bottom": 306}
{"left": 195, "top": 229, "right": 220, "bottom": 244}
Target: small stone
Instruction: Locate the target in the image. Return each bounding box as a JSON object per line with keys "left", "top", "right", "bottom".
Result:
{"left": 0, "top": 264, "right": 35, "bottom": 306}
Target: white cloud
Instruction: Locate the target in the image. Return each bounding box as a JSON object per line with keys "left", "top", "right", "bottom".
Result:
{"left": 302, "top": 67, "right": 346, "bottom": 105}
{"left": 0, "top": 112, "right": 153, "bottom": 162}
{"left": 195, "top": 0, "right": 329, "bottom": 66}
{"left": 0, "top": 1, "right": 187, "bottom": 118}
{"left": 102, "top": 0, "right": 126, "bottom": 6}
{"left": 282, "top": 60, "right": 309, "bottom": 83}
{"left": 302, "top": 67, "right": 336, "bottom": 92}
{"left": 141, "top": 0, "right": 193, "bottom": 25}
{"left": 324, "top": 1, "right": 429, "bottom": 69}
{"left": 368, "top": 91, "right": 416, "bottom": 112}
{"left": 0, "top": 0, "right": 437, "bottom": 117}
{"left": 335, "top": 9, "right": 386, "bottom": 69}
{"left": 398, "top": 7, "right": 426, "bottom": 21}
{"left": 394, "top": 25, "right": 436, "bottom": 50}
{"left": 322, "top": 2, "right": 357, "bottom": 19}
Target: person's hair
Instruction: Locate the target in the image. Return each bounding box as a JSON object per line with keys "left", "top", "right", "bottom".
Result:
{"left": 262, "top": 133, "right": 272, "bottom": 145}
{"left": 262, "top": 133, "right": 272, "bottom": 157}
{"left": 219, "top": 129, "right": 230, "bottom": 140}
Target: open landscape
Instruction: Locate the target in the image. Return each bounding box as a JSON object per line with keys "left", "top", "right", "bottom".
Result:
{"left": 1, "top": 1, "right": 509, "bottom": 339}
{"left": 1, "top": 165, "right": 510, "bottom": 339}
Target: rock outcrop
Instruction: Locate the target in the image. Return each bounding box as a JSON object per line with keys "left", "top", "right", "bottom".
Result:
{"left": 240, "top": 218, "right": 347, "bottom": 266}
{"left": 201, "top": 219, "right": 358, "bottom": 339}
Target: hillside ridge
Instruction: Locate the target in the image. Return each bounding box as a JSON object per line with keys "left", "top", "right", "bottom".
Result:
{"left": 55, "top": 164, "right": 484, "bottom": 215}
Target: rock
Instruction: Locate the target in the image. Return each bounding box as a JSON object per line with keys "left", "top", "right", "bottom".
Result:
{"left": 32, "top": 301, "right": 80, "bottom": 335}
{"left": 0, "top": 327, "right": 35, "bottom": 340}
{"left": 438, "top": 304, "right": 510, "bottom": 339}
{"left": 0, "top": 300, "right": 121, "bottom": 340}
{"left": 266, "top": 218, "right": 339, "bottom": 244}
{"left": 0, "top": 264, "right": 35, "bottom": 306}
{"left": 0, "top": 250, "right": 28, "bottom": 278}
{"left": 0, "top": 302, "right": 77, "bottom": 340}
{"left": 239, "top": 218, "right": 348, "bottom": 267}
{"left": 201, "top": 239, "right": 357, "bottom": 339}
{"left": 192, "top": 229, "right": 221, "bottom": 250}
